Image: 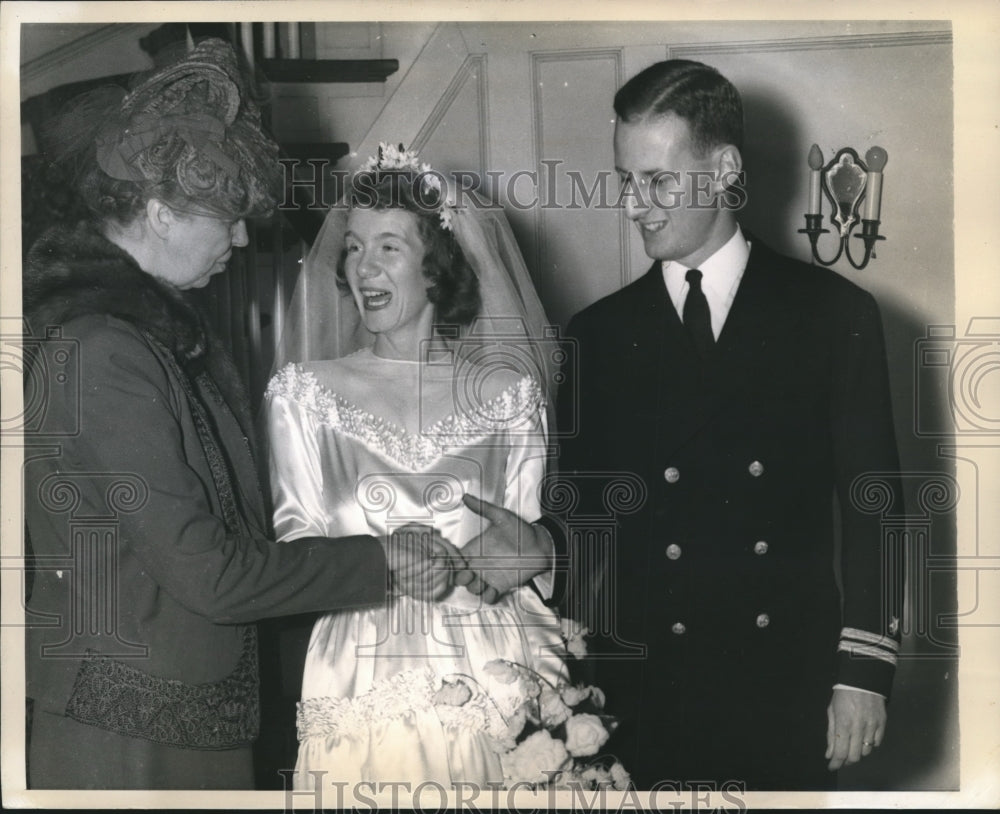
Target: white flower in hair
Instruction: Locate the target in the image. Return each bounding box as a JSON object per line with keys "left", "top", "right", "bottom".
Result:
{"left": 421, "top": 165, "right": 441, "bottom": 192}
{"left": 360, "top": 142, "right": 421, "bottom": 173}
{"left": 356, "top": 142, "right": 454, "bottom": 232}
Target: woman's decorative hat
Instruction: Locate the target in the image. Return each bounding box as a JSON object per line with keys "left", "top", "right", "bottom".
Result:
{"left": 49, "top": 37, "right": 279, "bottom": 217}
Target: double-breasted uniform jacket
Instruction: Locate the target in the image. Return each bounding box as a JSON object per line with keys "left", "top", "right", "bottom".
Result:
{"left": 22, "top": 222, "right": 389, "bottom": 789}
{"left": 554, "top": 236, "right": 904, "bottom": 788}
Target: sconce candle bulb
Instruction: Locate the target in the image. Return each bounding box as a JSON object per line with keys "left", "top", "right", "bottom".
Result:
{"left": 865, "top": 146, "right": 888, "bottom": 172}
{"left": 807, "top": 144, "right": 824, "bottom": 214}
{"left": 863, "top": 146, "right": 888, "bottom": 221}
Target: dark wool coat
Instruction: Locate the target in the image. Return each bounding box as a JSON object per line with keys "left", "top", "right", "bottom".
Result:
{"left": 22, "top": 222, "right": 388, "bottom": 789}
{"left": 554, "top": 238, "right": 904, "bottom": 790}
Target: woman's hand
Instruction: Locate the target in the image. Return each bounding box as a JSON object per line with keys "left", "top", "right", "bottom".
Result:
{"left": 382, "top": 524, "right": 467, "bottom": 601}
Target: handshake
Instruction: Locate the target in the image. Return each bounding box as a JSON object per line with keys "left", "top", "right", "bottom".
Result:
{"left": 381, "top": 495, "right": 554, "bottom": 605}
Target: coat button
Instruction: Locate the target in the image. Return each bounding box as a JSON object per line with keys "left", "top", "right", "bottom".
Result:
{"left": 748, "top": 460, "right": 765, "bottom": 477}
{"left": 753, "top": 540, "right": 769, "bottom": 555}
{"left": 665, "top": 543, "right": 682, "bottom": 560}
{"left": 755, "top": 613, "right": 770, "bottom": 628}
{"left": 664, "top": 467, "right": 680, "bottom": 483}
{"left": 671, "top": 622, "right": 687, "bottom": 635}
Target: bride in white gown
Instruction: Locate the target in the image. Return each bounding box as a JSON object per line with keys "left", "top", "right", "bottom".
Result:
{"left": 264, "top": 146, "right": 568, "bottom": 789}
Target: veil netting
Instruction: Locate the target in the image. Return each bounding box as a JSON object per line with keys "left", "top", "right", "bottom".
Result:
{"left": 270, "top": 191, "right": 562, "bottom": 430}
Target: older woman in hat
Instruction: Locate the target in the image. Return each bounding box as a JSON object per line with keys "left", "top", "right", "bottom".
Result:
{"left": 22, "top": 38, "right": 463, "bottom": 790}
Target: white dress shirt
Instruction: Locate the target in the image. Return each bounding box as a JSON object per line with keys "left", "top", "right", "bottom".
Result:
{"left": 662, "top": 225, "right": 750, "bottom": 339}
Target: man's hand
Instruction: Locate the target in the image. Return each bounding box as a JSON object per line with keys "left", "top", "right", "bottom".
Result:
{"left": 382, "top": 524, "right": 466, "bottom": 601}
{"left": 452, "top": 495, "right": 554, "bottom": 605}
{"left": 825, "top": 688, "right": 887, "bottom": 771}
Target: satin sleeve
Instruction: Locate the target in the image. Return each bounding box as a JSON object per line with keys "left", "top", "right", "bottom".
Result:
{"left": 265, "top": 391, "right": 331, "bottom": 541}
{"left": 504, "top": 400, "right": 555, "bottom": 600}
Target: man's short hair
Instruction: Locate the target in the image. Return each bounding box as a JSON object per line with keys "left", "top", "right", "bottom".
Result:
{"left": 614, "top": 59, "right": 744, "bottom": 155}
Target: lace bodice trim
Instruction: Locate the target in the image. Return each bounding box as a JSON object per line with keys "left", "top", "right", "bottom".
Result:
{"left": 267, "top": 362, "right": 544, "bottom": 471}
{"left": 296, "top": 668, "right": 514, "bottom": 750}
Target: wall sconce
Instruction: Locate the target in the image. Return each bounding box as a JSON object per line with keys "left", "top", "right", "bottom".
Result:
{"left": 799, "top": 144, "right": 887, "bottom": 269}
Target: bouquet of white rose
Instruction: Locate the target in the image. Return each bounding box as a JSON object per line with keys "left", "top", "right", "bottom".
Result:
{"left": 480, "top": 619, "right": 631, "bottom": 791}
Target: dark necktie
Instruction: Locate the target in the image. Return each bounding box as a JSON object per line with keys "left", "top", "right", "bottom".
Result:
{"left": 683, "top": 268, "right": 714, "bottom": 359}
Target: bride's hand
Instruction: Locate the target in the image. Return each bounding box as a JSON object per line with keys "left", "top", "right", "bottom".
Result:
{"left": 382, "top": 524, "right": 466, "bottom": 601}
{"left": 454, "top": 495, "right": 554, "bottom": 604}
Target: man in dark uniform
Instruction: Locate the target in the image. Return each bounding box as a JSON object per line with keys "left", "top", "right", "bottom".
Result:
{"left": 556, "top": 59, "right": 904, "bottom": 790}
{"left": 464, "top": 58, "right": 904, "bottom": 791}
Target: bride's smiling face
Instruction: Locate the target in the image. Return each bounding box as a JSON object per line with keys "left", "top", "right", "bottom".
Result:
{"left": 343, "top": 208, "right": 436, "bottom": 351}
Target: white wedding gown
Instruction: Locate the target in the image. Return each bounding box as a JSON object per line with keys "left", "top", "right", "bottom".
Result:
{"left": 265, "top": 348, "right": 567, "bottom": 789}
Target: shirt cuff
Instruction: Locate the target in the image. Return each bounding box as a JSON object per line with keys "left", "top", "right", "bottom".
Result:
{"left": 832, "top": 683, "right": 886, "bottom": 699}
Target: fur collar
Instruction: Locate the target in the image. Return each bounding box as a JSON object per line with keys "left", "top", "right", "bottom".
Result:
{"left": 24, "top": 221, "right": 256, "bottom": 443}
{"left": 24, "top": 221, "right": 207, "bottom": 360}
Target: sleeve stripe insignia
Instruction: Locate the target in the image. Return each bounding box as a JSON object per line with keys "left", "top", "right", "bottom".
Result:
{"left": 840, "top": 626, "right": 901, "bottom": 651}
{"left": 837, "top": 641, "right": 898, "bottom": 666}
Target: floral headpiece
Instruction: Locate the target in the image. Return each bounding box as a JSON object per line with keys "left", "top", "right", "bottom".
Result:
{"left": 356, "top": 142, "right": 453, "bottom": 231}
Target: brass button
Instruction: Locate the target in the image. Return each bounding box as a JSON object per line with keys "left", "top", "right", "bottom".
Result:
{"left": 664, "top": 467, "right": 680, "bottom": 484}
{"left": 753, "top": 540, "right": 769, "bottom": 555}
{"left": 748, "top": 460, "right": 765, "bottom": 477}
{"left": 671, "top": 622, "right": 687, "bottom": 635}
{"left": 755, "top": 613, "right": 770, "bottom": 628}
{"left": 665, "top": 543, "right": 682, "bottom": 560}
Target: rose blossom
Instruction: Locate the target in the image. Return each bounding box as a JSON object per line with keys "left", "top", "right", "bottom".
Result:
{"left": 539, "top": 686, "right": 572, "bottom": 726}
{"left": 433, "top": 679, "right": 472, "bottom": 707}
{"left": 483, "top": 659, "right": 519, "bottom": 684}
{"left": 560, "top": 683, "right": 606, "bottom": 712}
{"left": 579, "top": 763, "right": 612, "bottom": 788}
{"left": 500, "top": 730, "right": 570, "bottom": 786}
{"left": 560, "top": 685, "right": 586, "bottom": 707}
{"left": 564, "top": 713, "right": 609, "bottom": 757}
{"left": 610, "top": 761, "right": 631, "bottom": 790}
